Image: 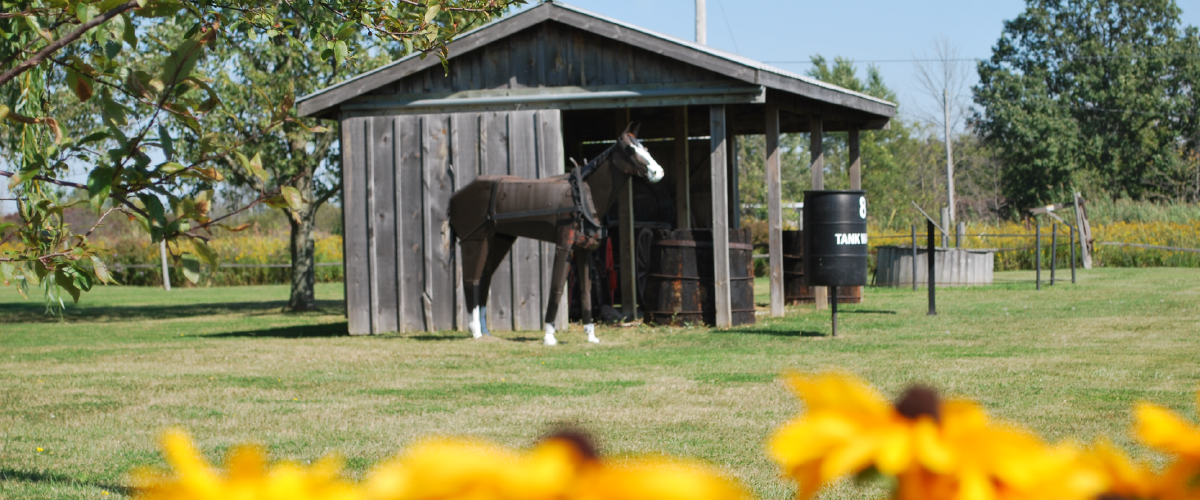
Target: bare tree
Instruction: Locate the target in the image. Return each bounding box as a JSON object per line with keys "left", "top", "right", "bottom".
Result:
{"left": 914, "top": 37, "right": 973, "bottom": 221}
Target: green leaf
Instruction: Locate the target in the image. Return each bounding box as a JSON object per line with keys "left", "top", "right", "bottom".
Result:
{"left": 424, "top": 4, "right": 441, "bottom": 23}
{"left": 180, "top": 253, "right": 201, "bottom": 284}
{"left": 76, "top": 3, "right": 100, "bottom": 23}
{"left": 66, "top": 67, "right": 94, "bottom": 102}
{"left": 101, "top": 94, "right": 129, "bottom": 127}
{"left": 161, "top": 30, "right": 211, "bottom": 87}
{"left": 90, "top": 256, "right": 117, "bottom": 285}
{"left": 55, "top": 270, "right": 82, "bottom": 303}
{"left": 120, "top": 13, "right": 137, "bottom": 46}
{"left": 158, "top": 124, "right": 174, "bottom": 160}
{"left": 78, "top": 130, "right": 110, "bottom": 145}
{"left": 71, "top": 266, "right": 93, "bottom": 293}
{"left": 0, "top": 262, "right": 14, "bottom": 284}
{"left": 332, "top": 41, "right": 348, "bottom": 66}
{"left": 87, "top": 166, "right": 114, "bottom": 210}
{"left": 105, "top": 40, "right": 122, "bottom": 59}
{"left": 247, "top": 152, "right": 267, "bottom": 180}
{"left": 101, "top": 0, "right": 132, "bottom": 12}
{"left": 137, "top": 194, "right": 167, "bottom": 228}
{"left": 279, "top": 186, "right": 305, "bottom": 212}
{"left": 191, "top": 239, "right": 219, "bottom": 268}
{"left": 157, "top": 162, "right": 185, "bottom": 175}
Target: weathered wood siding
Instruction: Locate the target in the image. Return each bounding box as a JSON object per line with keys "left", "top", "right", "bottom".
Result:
{"left": 341, "top": 110, "right": 565, "bottom": 334}
{"left": 369, "top": 23, "right": 727, "bottom": 96}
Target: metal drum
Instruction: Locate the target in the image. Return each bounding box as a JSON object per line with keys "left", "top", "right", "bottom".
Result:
{"left": 784, "top": 229, "right": 863, "bottom": 304}
{"left": 803, "top": 190, "right": 869, "bottom": 288}
{"left": 644, "top": 228, "right": 756, "bottom": 326}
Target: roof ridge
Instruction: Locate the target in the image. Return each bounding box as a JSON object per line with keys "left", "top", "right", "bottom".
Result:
{"left": 296, "top": 2, "right": 895, "bottom": 115}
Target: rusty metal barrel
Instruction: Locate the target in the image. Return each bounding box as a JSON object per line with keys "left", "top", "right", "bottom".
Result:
{"left": 644, "top": 228, "right": 756, "bottom": 326}
{"left": 783, "top": 229, "right": 863, "bottom": 304}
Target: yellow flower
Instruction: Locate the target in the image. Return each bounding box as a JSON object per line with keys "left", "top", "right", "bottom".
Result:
{"left": 366, "top": 436, "right": 588, "bottom": 500}
{"left": 367, "top": 434, "right": 749, "bottom": 500}
{"left": 769, "top": 372, "right": 954, "bottom": 500}
{"left": 1081, "top": 438, "right": 1160, "bottom": 500}
{"left": 131, "top": 430, "right": 362, "bottom": 500}
{"left": 770, "top": 372, "right": 1105, "bottom": 500}
{"left": 574, "top": 456, "right": 749, "bottom": 500}
{"left": 1134, "top": 392, "right": 1200, "bottom": 500}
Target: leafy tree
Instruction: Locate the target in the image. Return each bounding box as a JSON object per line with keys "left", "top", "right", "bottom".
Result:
{"left": 0, "top": 0, "right": 519, "bottom": 308}
{"left": 200, "top": 7, "right": 382, "bottom": 311}
{"left": 974, "top": 0, "right": 1200, "bottom": 210}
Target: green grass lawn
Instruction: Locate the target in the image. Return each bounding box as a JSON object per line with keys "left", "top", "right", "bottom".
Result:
{"left": 2, "top": 269, "right": 1199, "bottom": 499}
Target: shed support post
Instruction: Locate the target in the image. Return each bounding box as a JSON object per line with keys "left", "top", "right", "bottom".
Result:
{"left": 616, "top": 108, "right": 637, "bottom": 320}
{"left": 810, "top": 116, "right": 827, "bottom": 310}
{"left": 674, "top": 106, "right": 691, "bottom": 229}
{"left": 765, "top": 105, "right": 784, "bottom": 317}
{"left": 848, "top": 127, "right": 861, "bottom": 190}
{"left": 710, "top": 105, "right": 732, "bottom": 328}
{"left": 727, "top": 122, "right": 740, "bottom": 229}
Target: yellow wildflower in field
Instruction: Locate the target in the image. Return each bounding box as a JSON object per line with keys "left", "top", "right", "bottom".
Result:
{"left": 1134, "top": 391, "right": 1200, "bottom": 500}
{"left": 131, "top": 430, "right": 362, "bottom": 500}
{"left": 769, "top": 372, "right": 1105, "bottom": 500}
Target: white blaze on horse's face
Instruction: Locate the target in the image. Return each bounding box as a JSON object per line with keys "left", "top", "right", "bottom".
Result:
{"left": 633, "top": 142, "right": 664, "bottom": 183}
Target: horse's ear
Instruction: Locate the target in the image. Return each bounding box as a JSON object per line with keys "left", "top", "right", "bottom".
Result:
{"left": 621, "top": 122, "right": 634, "bottom": 139}
{"left": 630, "top": 122, "right": 641, "bottom": 138}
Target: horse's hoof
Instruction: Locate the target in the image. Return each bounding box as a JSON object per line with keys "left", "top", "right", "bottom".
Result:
{"left": 587, "top": 337, "right": 600, "bottom": 344}
{"left": 543, "top": 335, "right": 558, "bottom": 346}
{"left": 475, "top": 334, "right": 501, "bottom": 342}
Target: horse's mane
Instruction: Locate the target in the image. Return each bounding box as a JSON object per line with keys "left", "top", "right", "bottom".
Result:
{"left": 579, "top": 141, "right": 620, "bottom": 179}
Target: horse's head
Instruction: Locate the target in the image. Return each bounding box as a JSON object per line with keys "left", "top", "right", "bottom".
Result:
{"left": 615, "top": 123, "right": 664, "bottom": 184}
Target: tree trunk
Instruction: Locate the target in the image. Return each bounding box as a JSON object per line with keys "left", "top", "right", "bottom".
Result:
{"left": 288, "top": 171, "right": 319, "bottom": 312}
{"left": 288, "top": 206, "right": 318, "bottom": 311}
{"left": 284, "top": 205, "right": 314, "bottom": 309}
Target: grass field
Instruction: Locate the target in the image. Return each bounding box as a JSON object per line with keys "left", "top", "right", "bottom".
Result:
{"left": 2, "top": 269, "right": 1199, "bottom": 499}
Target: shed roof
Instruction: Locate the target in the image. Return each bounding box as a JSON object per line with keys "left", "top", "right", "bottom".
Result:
{"left": 297, "top": 1, "right": 896, "bottom": 128}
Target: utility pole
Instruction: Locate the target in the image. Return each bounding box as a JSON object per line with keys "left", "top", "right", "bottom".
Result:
{"left": 696, "top": 0, "right": 706, "bottom": 45}
{"left": 944, "top": 88, "right": 955, "bottom": 223}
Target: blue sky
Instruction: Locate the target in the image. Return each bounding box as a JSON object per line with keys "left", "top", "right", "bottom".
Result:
{"left": 3, "top": 1, "right": 1199, "bottom": 214}
{"left": 527, "top": 0, "right": 1200, "bottom": 123}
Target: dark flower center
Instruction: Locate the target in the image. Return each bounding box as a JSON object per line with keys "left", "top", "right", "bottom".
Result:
{"left": 894, "top": 385, "right": 941, "bottom": 423}
{"left": 541, "top": 428, "right": 598, "bottom": 460}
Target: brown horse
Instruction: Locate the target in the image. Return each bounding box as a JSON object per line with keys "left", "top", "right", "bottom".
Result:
{"left": 449, "top": 124, "right": 664, "bottom": 345}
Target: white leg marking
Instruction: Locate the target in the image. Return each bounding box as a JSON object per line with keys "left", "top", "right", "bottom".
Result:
{"left": 469, "top": 306, "right": 482, "bottom": 338}
{"left": 585, "top": 323, "right": 599, "bottom": 343}
{"left": 543, "top": 323, "right": 558, "bottom": 346}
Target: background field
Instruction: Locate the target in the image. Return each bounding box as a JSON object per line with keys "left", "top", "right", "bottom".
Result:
{"left": 2, "top": 269, "right": 1199, "bottom": 499}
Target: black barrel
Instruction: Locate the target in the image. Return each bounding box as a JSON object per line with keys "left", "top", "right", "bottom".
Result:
{"left": 644, "top": 228, "right": 756, "bottom": 327}
{"left": 782, "top": 230, "right": 806, "bottom": 304}
{"left": 784, "top": 229, "right": 863, "bottom": 304}
{"left": 803, "top": 191, "right": 869, "bottom": 287}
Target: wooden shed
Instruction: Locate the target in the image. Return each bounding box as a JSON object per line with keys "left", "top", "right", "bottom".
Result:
{"left": 298, "top": 1, "right": 895, "bottom": 335}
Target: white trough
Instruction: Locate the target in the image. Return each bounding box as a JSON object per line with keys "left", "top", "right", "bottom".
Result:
{"left": 875, "top": 246, "right": 994, "bottom": 287}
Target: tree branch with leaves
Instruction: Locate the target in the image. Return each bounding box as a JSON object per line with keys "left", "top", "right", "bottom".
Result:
{"left": 0, "top": 0, "right": 521, "bottom": 310}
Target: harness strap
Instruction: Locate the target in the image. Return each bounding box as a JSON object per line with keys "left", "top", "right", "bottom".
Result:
{"left": 491, "top": 206, "right": 579, "bottom": 221}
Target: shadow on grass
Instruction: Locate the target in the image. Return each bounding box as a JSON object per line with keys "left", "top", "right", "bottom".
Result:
{"left": 0, "top": 299, "right": 345, "bottom": 324}
{"left": 203, "top": 322, "right": 350, "bottom": 338}
{"left": 840, "top": 309, "right": 898, "bottom": 315}
{"left": 724, "top": 329, "right": 828, "bottom": 337}
{"left": 0, "top": 468, "right": 130, "bottom": 496}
